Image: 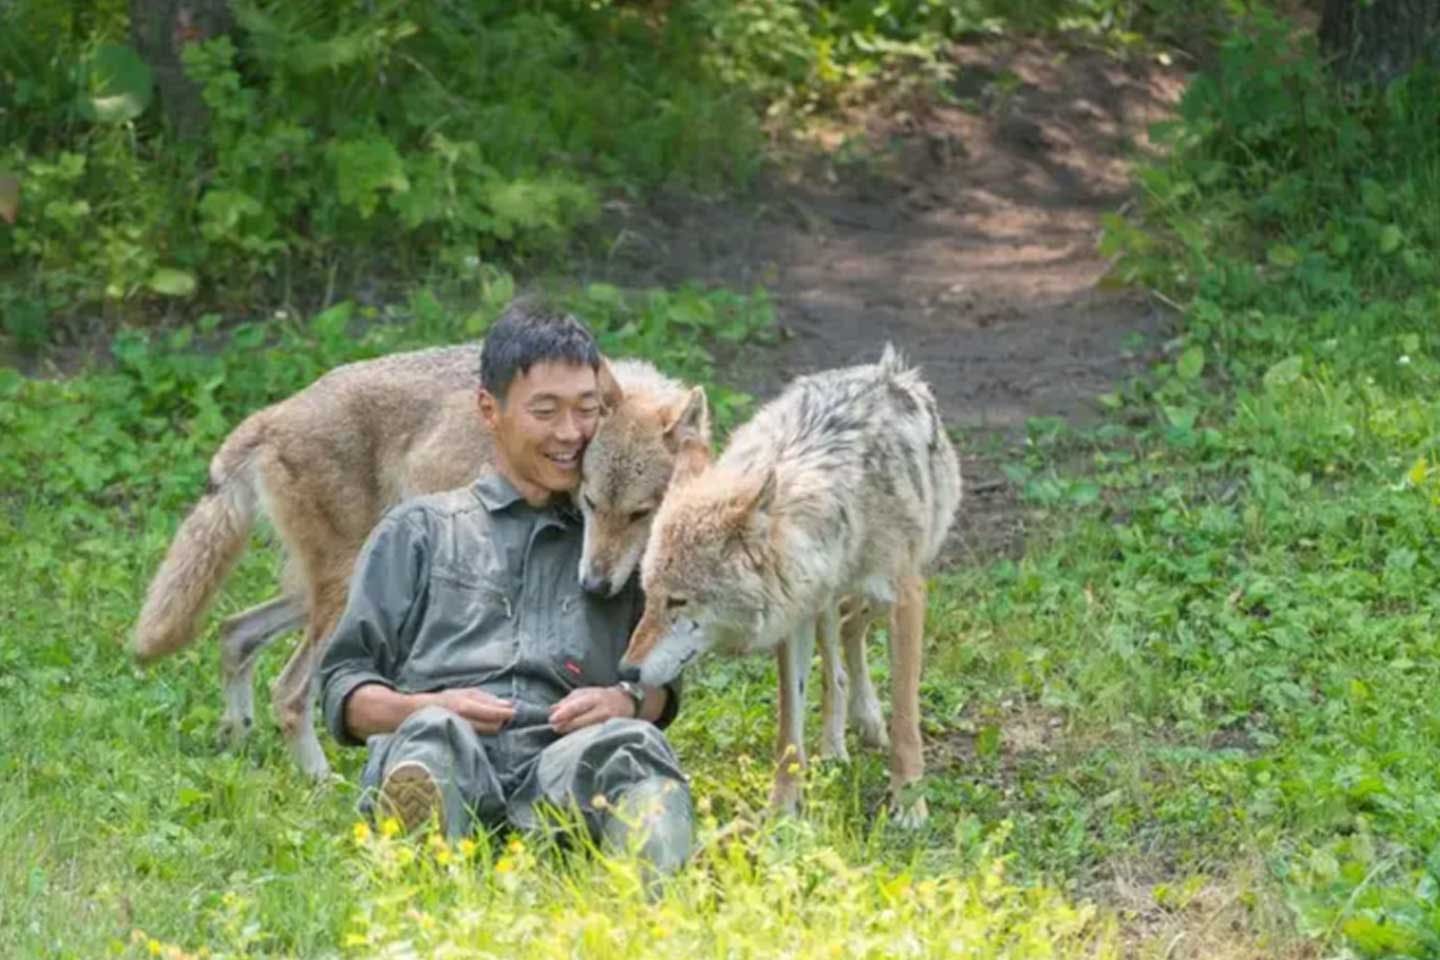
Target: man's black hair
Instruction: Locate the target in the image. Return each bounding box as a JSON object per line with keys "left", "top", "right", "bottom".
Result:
{"left": 479, "top": 299, "right": 601, "bottom": 403}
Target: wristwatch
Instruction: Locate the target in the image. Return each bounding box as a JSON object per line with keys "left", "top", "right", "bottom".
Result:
{"left": 615, "top": 679, "right": 646, "bottom": 718}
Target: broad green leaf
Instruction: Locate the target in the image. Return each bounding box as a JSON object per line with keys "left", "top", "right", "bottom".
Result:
{"left": 1378, "top": 224, "right": 1403, "bottom": 255}
{"left": 147, "top": 268, "right": 197, "bottom": 297}
{"left": 1266, "top": 244, "right": 1300, "bottom": 268}
{"left": 77, "top": 45, "right": 153, "bottom": 124}
{"left": 1360, "top": 178, "right": 1389, "bottom": 218}
{"left": 1176, "top": 345, "right": 1205, "bottom": 381}
{"left": 1263, "top": 355, "right": 1303, "bottom": 390}
{"left": 1163, "top": 405, "right": 1197, "bottom": 429}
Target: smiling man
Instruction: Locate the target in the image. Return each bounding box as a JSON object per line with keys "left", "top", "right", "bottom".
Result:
{"left": 318, "top": 301, "right": 691, "bottom": 877}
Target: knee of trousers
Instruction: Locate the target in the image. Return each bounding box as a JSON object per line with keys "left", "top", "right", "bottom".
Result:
{"left": 597, "top": 716, "right": 680, "bottom": 755}
{"left": 398, "top": 703, "right": 469, "bottom": 736}
{"left": 602, "top": 776, "right": 694, "bottom": 875}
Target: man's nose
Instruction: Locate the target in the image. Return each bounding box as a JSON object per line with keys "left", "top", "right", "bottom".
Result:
{"left": 555, "top": 409, "right": 583, "bottom": 442}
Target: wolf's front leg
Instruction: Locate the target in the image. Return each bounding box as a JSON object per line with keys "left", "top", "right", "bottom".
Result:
{"left": 817, "top": 604, "right": 850, "bottom": 763}
{"left": 886, "top": 574, "right": 928, "bottom": 828}
{"left": 768, "top": 621, "right": 815, "bottom": 816}
{"left": 840, "top": 597, "right": 888, "bottom": 751}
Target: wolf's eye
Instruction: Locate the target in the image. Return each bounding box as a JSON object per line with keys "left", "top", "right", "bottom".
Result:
{"left": 629, "top": 508, "right": 651, "bottom": 523}
{"left": 666, "top": 596, "right": 688, "bottom": 612}
{"left": 583, "top": 494, "right": 597, "bottom": 512}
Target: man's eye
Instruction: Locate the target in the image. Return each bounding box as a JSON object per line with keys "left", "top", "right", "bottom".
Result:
{"left": 530, "top": 407, "right": 556, "bottom": 419}
{"left": 579, "top": 404, "right": 600, "bottom": 417}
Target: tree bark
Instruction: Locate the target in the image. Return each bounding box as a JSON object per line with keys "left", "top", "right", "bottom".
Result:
{"left": 1319, "top": 0, "right": 1440, "bottom": 85}
{"left": 129, "top": 0, "right": 235, "bottom": 138}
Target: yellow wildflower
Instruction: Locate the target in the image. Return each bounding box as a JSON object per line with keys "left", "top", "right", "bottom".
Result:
{"left": 352, "top": 821, "right": 372, "bottom": 844}
{"left": 380, "top": 817, "right": 401, "bottom": 839}
{"left": 495, "top": 856, "right": 516, "bottom": 874}
{"left": 458, "top": 838, "right": 478, "bottom": 859}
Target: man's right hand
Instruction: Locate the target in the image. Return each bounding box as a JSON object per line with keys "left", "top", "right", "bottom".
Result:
{"left": 344, "top": 683, "right": 515, "bottom": 739}
{"left": 431, "top": 688, "right": 515, "bottom": 735}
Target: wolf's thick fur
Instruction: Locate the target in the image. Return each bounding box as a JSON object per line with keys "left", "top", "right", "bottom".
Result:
{"left": 133, "top": 345, "right": 707, "bottom": 778}
{"left": 622, "top": 345, "right": 961, "bottom": 825}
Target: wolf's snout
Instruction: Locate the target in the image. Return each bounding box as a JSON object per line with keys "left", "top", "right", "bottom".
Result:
{"left": 581, "top": 573, "right": 611, "bottom": 596}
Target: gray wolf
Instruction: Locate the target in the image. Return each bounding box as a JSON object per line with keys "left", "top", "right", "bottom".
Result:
{"left": 132, "top": 343, "right": 708, "bottom": 778}
{"left": 621, "top": 345, "right": 962, "bottom": 825}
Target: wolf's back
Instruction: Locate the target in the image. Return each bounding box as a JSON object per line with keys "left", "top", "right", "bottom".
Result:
{"left": 722, "top": 343, "right": 961, "bottom": 570}
{"left": 131, "top": 344, "right": 481, "bottom": 662}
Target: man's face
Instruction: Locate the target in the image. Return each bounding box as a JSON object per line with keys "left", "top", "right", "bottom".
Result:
{"left": 480, "top": 361, "right": 601, "bottom": 502}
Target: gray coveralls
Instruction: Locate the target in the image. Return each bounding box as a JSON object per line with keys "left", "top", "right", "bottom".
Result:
{"left": 318, "top": 474, "right": 691, "bottom": 870}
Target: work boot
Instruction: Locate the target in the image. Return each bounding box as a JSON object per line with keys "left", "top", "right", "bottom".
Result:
{"left": 601, "top": 776, "right": 693, "bottom": 893}
{"left": 377, "top": 759, "right": 443, "bottom": 834}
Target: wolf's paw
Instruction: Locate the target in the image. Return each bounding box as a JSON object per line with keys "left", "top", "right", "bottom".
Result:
{"left": 887, "top": 787, "right": 929, "bottom": 829}
{"left": 216, "top": 711, "right": 253, "bottom": 748}
{"left": 852, "top": 707, "right": 889, "bottom": 752}
{"left": 818, "top": 732, "right": 850, "bottom": 764}
{"left": 291, "top": 736, "right": 332, "bottom": 781}
{"left": 767, "top": 780, "right": 803, "bottom": 819}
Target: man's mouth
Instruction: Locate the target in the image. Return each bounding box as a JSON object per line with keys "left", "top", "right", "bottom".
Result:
{"left": 546, "top": 450, "right": 580, "bottom": 470}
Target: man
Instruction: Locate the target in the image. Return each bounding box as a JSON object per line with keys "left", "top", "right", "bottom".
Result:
{"left": 318, "top": 301, "right": 692, "bottom": 876}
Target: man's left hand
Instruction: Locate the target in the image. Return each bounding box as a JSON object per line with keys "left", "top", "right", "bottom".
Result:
{"left": 549, "top": 686, "right": 636, "bottom": 734}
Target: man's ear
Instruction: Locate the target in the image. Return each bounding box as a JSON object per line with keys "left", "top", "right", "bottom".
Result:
{"left": 663, "top": 386, "right": 711, "bottom": 452}
{"left": 477, "top": 387, "right": 501, "bottom": 432}
{"left": 597, "top": 358, "right": 624, "bottom": 413}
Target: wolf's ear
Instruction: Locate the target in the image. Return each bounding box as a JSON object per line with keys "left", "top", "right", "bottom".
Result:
{"left": 672, "top": 437, "right": 712, "bottom": 484}
{"left": 597, "top": 358, "right": 624, "bottom": 413}
{"left": 663, "top": 387, "right": 711, "bottom": 451}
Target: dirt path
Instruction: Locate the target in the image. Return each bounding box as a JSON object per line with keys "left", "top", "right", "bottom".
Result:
{"left": 586, "top": 37, "right": 1187, "bottom": 562}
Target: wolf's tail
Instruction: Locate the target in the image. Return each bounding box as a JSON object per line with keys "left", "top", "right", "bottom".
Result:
{"left": 132, "top": 417, "right": 265, "bottom": 663}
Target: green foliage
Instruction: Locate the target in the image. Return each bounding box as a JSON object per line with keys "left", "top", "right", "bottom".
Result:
{"left": 1084, "top": 14, "right": 1440, "bottom": 954}
{"left": 0, "top": 0, "right": 765, "bottom": 326}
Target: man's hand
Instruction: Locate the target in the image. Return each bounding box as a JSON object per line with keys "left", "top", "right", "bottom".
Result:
{"left": 434, "top": 688, "right": 515, "bottom": 735}
{"left": 548, "top": 686, "right": 635, "bottom": 734}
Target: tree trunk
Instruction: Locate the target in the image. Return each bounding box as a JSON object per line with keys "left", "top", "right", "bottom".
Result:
{"left": 1319, "top": 0, "right": 1440, "bottom": 85}
{"left": 129, "top": 0, "right": 235, "bottom": 138}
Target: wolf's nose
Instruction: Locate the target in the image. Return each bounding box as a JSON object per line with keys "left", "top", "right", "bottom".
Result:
{"left": 581, "top": 574, "right": 611, "bottom": 596}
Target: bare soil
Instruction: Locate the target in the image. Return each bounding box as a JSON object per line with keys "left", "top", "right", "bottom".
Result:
{"left": 584, "top": 36, "right": 1188, "bottom": 562}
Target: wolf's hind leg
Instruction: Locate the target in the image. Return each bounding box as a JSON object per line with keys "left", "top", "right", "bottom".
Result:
{"left": 769, "top": 620, "right": 815, "bottom": 817}
{"left": 218, "top": 594, "right": 304, "bottom": 746}
{"left": 271, "top": 631, "right": 330, "bottom": 780}
{"left": 840, "top": 597, "right": 888, "bottom": 751}
{"left": 271, "top": 575, "right": 348, "bottom": 780}
{"left": 886, "top": 574, "right": 928, "bottom": 828}
{"left": 817, "top": 605, "right": 850, "bottom": 763}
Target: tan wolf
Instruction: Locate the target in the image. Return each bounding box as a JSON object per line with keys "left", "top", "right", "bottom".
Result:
{"left": 621, "top": 345, "right": 961, "bottom": 826}
{"left": 132, "top": 344, "right": 709, "bottom": 779}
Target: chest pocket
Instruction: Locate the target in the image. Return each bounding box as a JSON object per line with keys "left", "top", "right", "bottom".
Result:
{"left": 401, "top": 564, "right": 516, "bottom": 687}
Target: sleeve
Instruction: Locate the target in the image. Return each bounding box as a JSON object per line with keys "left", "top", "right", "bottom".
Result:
{"left": 318, "top": 507, "right": 431, "bottom": 746}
